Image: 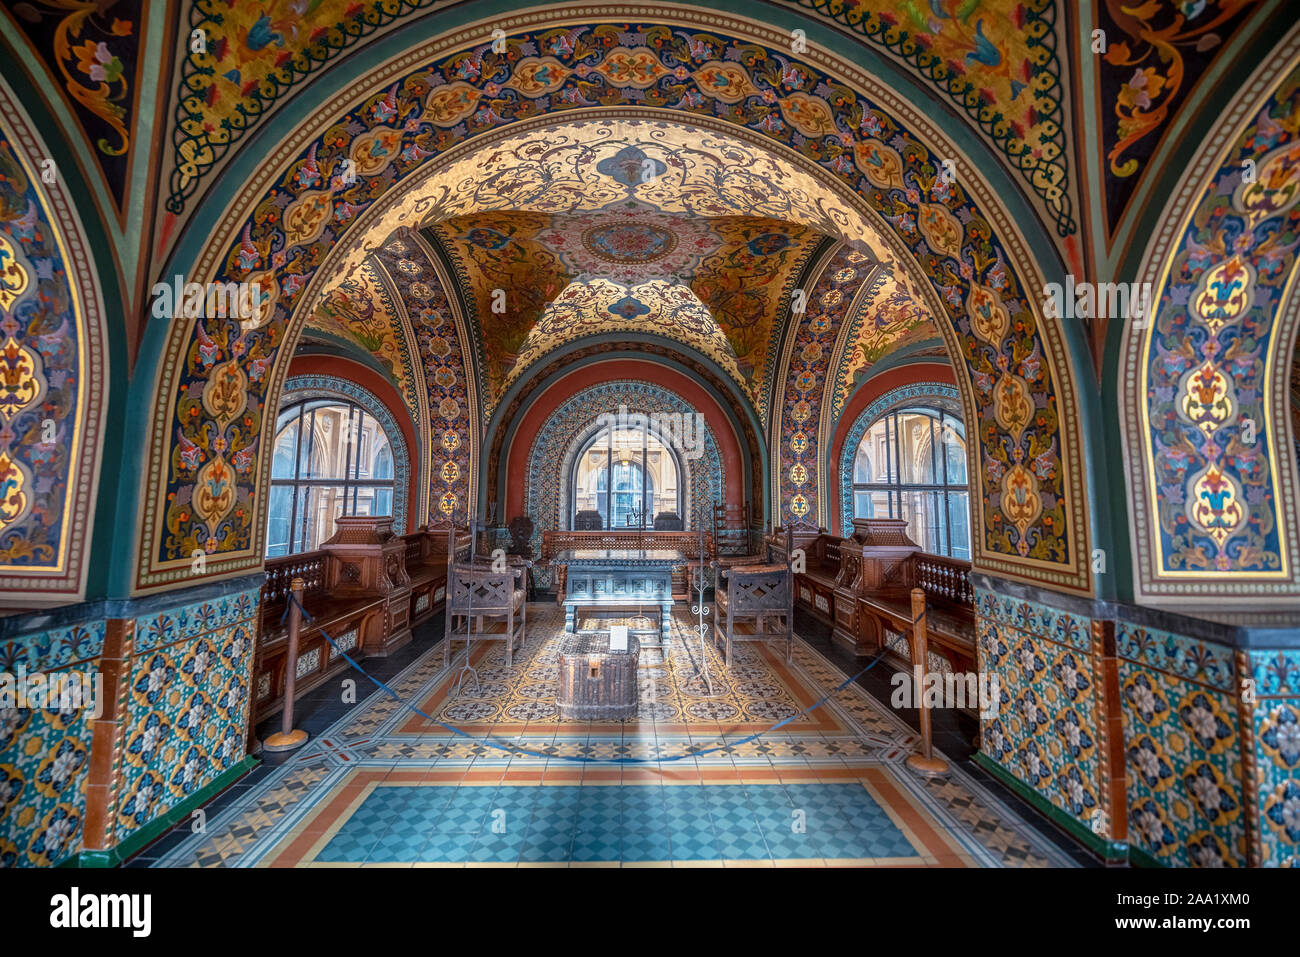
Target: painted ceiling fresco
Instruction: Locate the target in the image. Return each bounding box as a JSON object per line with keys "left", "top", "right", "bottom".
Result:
{"left": 506, "top": 277, "right": 747, "bottom": 396}
{"left": 429, "top": 205, "right": 826, "bottom": 417}
{"left": 828, "top": 271, "right": 944, "bottom": 422}
{"left": 0, "top": 105, "right": 104, "bottom": 594}
{"left": 1096, "top": 0, "right": 1259, "bottom": 240}
{"left": 2, "top": 0, "right": 146, "bottom": 216}
{"left": 1137, "top": 62, "right": 1300, "bottom": 585}
{"left": 153, "top": 0, "right": 1090, "bottom": 258}
{"left": 166, "top": 0, "right": 453, "bottom": 215}
{"left": 140, "top": 16, "right": 1093, "bottom": 593}
{"left": 774, "top": 0, "right": 1074, "bottom": 240}
{"left": 304, "top": 258, "right": 420, "bottom": 414}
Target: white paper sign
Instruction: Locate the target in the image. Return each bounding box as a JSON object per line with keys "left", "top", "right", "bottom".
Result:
{"left": 609, "top": 625, "right": 629, "bottom": 652}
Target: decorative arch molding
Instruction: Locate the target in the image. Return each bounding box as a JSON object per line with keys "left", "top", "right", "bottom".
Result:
{"left": 156, "top": 0, "right": 1074, "bottom": 251}
{"left": 370, "top": 233, "right": 476, "bottom": 528}
{"left": 0, "top": 79, "right": 109, "bottom": 601}
{"left": 280, "top": 375, "right": 412, "bottom": 535}
{"left": 836, "top": 382, "right": 962, "bottom": 537}
{"left": 1120, "top": 30, "right": 1300, "bottom": 602}
{"left": 488, "top": 344, "right": 762, "bottom": 525}
{"left": 135, "top": 9, "right": 1093, "bottom": 595}
{"left": 524, "top": 379, "right": 723, "bottom": 586}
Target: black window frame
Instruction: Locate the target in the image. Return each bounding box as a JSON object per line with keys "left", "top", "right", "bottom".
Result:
{"left": 850, "top": 406, "right": 970, "bottom": 559}
{"left": 266, "top": 398, "right": 397, "bottom": 557}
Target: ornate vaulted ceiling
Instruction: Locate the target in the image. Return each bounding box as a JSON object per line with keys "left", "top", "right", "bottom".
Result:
{"left": 304, "top": 259, "right": 421, "bottom": 417}
{"left": 427, "top": 205, "right": 827, "bottom": 417}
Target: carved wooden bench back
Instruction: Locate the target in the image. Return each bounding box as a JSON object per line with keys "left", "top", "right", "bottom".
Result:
{"left": 447, "top": 564, "right": 518, "bottom": 614}
{"left": 727, "top": 567, "right": 791, "bottom": 614}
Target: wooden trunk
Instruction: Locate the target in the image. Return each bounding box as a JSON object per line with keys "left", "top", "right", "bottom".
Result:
{"left": 556, "top": 633, "right": 640, "bottom": 721}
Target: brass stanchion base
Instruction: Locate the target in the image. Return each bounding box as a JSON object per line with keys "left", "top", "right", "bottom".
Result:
{"left": 262, "top": 729, "right": 308, "bottom": 752}
{"left": 905, "top": 752, "right": 951, "bottom": 778}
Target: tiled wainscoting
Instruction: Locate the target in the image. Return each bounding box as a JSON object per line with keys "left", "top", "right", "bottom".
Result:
{"left": 1, "top": 578, "right": 261, "bottom": 867}
{"left": 974, "top": 573, "right": 1299, "bottom": 867}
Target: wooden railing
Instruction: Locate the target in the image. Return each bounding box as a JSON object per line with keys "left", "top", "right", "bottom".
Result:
{"left": 909, "top": 554, "right": 974, "bottom": 606}
{"left": 262, "top": 551, "right": 327, "bottom": 606}
{"left": 253, "top": 521, "right": 469, "bottom": 728}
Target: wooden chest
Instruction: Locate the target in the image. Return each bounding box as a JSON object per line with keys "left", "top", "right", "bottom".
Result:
{"left": 556, "top": 633, "right": 640, "bottom": 721}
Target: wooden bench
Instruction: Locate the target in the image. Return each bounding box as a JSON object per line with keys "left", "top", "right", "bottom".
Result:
{"left": 253, "top": 551, "right": 385, "bottom": 725}
{"left": 791, "top": 533, "right": 843, "bottom": 624}
{"left": 252, "top": 516, "right": 463, "bottom": 726}
{"left": 857, "top": 552, "right": 976, "bottom": 676}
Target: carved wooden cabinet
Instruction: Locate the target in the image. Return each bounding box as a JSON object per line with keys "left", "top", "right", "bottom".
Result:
{"left": 320, "top": 515, "right": 413, "bottom": 657}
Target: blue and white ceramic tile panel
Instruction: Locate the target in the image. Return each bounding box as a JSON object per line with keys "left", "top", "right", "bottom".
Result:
{"left": 1116, "top": 623, "right": 1244, "bottom": 867}
{"left": 975, "top": 588, "right": 1102, "bottom": 832}
{"left": 114, "top": 588, "right": 260, "bottom": 845}
{"left": 1248, "top": 647, "right": 1300, "bottom": 866}
{"left": 0, "top": 619, "right": 106, "bottom": 866}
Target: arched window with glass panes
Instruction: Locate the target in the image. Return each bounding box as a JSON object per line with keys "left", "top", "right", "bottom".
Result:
{"left": 849, "top": 407, "right": 970, "bottom": 559}
{"left": 569, "top": 422, "right": 682, "bottom": 530}
{"left": 266, "top": 399, "right": 397, "bottom": 556}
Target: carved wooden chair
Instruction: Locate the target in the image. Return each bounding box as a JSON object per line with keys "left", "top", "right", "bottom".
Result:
{"left": 712, "top": 555, "right": 793, "bottom": 667}
{"left": 443, "top": 562, "right": 527, "bottom": 668}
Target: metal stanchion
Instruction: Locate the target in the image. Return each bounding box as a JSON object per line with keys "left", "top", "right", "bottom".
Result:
{"left": 264, "top": 577, "right": 309, "bottom": 753}
{"left": 904, "top": 587, "right": 950, "bottom": 778}
{"left": 691, "top": 505, "right": 716, "bottom": 696}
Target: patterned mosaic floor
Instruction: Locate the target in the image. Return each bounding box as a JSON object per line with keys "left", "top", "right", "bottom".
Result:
{"left": 151, "top": 605, "right": 1076, "bottom": 867}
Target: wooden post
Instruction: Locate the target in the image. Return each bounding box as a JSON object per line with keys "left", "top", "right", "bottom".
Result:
{"left": 264, "top": 578, "right": 309, "bottom": 753}
{"left": 904, "top": 587, "right": 950, "bottom": 778}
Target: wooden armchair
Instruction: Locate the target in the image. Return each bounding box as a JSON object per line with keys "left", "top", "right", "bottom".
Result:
{"left": 443, "top": 561, "right": 527, "bottom": 668}
{"left": 712, "top": 556, "right": 793, "bottom": 667}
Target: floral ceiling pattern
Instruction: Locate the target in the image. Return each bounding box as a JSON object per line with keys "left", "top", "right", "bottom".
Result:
{"left": 827, "top": 271, "right": 944, "bottom": 423}
{"left": 429, "top": 204, "right": 825, "bottom": 417}
{"left": 156, "top": 0, "right": 1076, "bottom": 246}
{"left": 1138, "top": 61, "right": 1300, "bottom": 584}
{"left": 506, "top": 277, "right": 747, "bottom": 397}
{"left": 1097, "top": 0, "right": 1259, "bottom": 241}
{"left": 0, "top": 98, "right": 105, "bottom": 597}
{"left": 3, "top": 0, "right": 145, "bottom": 215}
{"left": 305, "top": 258, "right": 423, "bottom": 425}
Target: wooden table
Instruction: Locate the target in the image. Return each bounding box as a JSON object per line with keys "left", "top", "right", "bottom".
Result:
{"left": 550, "top": 548, "right": 684, "bottom": 646}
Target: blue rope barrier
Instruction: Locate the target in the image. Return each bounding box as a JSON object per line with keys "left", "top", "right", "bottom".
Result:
{"left": 286, "top": 593, "right": 886, "bottom": 764}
